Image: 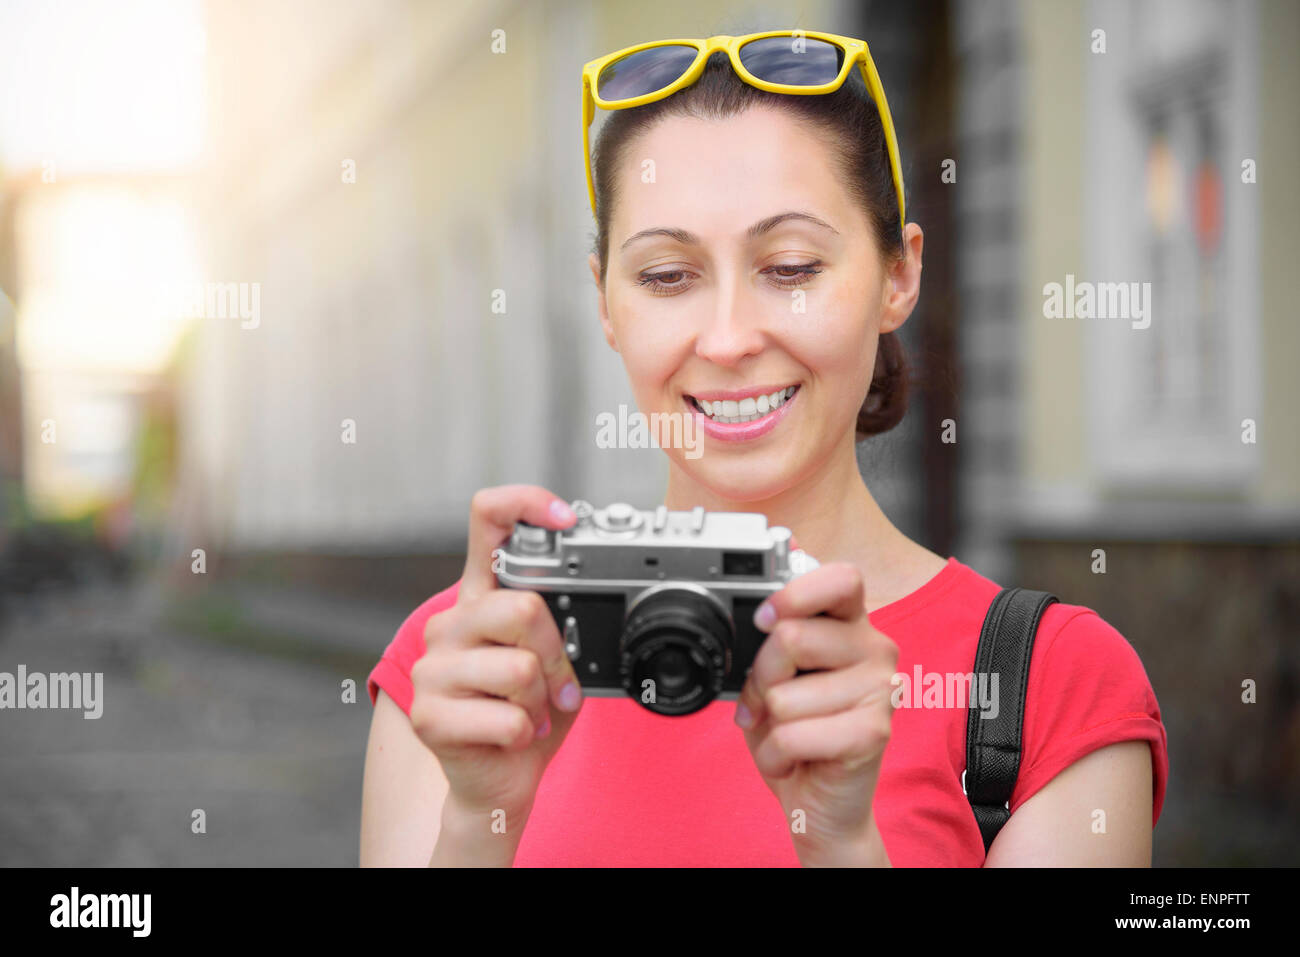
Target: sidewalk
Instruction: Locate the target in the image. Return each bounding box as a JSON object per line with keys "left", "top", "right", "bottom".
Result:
{"left": 0, "top": 579, "right": 391, "bottom": 866}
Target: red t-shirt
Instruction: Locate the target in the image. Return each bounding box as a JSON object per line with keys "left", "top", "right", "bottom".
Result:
{"left": 367, "top": 556, "right": 1169, "bottom": 866}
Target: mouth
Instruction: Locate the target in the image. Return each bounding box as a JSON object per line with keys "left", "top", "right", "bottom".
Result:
{"left": 683, "top": 384, "right": 800, "bottom": 425}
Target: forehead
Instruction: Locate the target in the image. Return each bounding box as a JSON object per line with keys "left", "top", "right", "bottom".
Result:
{"left": 609, "top": 106, "right": 851, "bottom": 238}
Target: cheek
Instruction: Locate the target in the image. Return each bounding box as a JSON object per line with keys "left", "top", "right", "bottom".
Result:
{"left": 794, "top": 291, "right": 877, "bottom": 396}
{"left": 609, "top": 300, "right": 686, "bottom": 396}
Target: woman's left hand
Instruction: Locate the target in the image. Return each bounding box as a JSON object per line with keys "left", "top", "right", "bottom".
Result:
{"left": 735, "top": 561, "right": 898, "bottom": 867}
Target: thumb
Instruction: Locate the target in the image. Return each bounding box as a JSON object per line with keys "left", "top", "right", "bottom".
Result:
{"left": 460, "top": 485, "right": 576, "bottom": 602}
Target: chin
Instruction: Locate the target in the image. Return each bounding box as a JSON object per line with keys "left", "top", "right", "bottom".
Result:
{"left": 672, "top": 452, "right": 797, "bottom": 505}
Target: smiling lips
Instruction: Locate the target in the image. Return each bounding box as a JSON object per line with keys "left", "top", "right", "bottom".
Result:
{"left": 688, "top": 385, "right": 798, "bottom": 424}
{"left": 683, "top": 384, "right": 801, "bottom": 441}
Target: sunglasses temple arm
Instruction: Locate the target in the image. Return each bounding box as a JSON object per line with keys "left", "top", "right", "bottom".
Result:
{"left": 583, "top": 78, "right": 598, "bottom": 219}
{"left": 857, "top": 56, "right": 906, "bottom": 233}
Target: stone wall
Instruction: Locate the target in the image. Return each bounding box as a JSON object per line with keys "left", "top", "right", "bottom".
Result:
{"left": 1012, "top": 537, "right": 1300, "bottom": 865}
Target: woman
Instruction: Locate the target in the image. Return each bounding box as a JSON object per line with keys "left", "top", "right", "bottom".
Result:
{"left": 359, "top": 31, "right": 1168, "bottom": 867}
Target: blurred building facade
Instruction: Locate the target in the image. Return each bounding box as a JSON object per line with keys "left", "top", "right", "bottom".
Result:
{"left": 182, "top": 0, "right": 1299, "bottom": 554}
{"left": 1003, "top": 0, "right": 1300, "bottom": 861}
{"left": 0, "top": 203, "right": 21, "bottom": 545}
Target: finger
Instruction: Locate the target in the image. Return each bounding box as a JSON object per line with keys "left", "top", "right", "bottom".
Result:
{"left": 439, "top": 646, "right": 551, "bottom": 735}
{"left": 752, "top": 659, "right": 894, "bottom": 725}
{"left": 737, "top": 616, "right": 870, "bottom": 728}
{"left": 746, "top": 705, "right": 893, "bottom": 780}
{"left": 459, "top": 485, "right": 576, "bottom": 603}
{"left": 411, "top": 695, "right": 540, "bottom": 752}
{"left": 753, "top": 561, "right": 865, "bottom": 630}
{"left": 447, "top": 588, "right": 583, "bottom": 713}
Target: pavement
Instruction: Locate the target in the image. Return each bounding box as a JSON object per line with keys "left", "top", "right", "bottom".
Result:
{"left": 0, "top": 577, "right": 404, "bottom": 866}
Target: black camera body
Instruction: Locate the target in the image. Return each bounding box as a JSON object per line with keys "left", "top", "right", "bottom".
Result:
{"left": 494, "top": 500, "right": 818, "bottom": 716}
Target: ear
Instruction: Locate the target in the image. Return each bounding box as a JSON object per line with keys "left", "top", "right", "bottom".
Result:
{"left": 879, "top": 222, "right": 924, "bottom": 335}
{"left": 590, "top": 251, "right": 619, "bottom": 353}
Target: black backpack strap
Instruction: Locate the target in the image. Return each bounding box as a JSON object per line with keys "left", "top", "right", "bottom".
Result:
{"left": 964, "top": 586, "right": 1058, "bottom": 855}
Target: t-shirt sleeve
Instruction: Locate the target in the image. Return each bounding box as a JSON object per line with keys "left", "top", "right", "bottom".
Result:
{"left": 366, "top": 579, "right": 463, "bottom": 716}
{"left": 1008, "top": 606, "right": 1169, "bottom": 826}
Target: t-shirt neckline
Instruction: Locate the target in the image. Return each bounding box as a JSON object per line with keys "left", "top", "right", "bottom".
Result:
{"left": 867, "top": 556, "right": 965, "bottom": 629}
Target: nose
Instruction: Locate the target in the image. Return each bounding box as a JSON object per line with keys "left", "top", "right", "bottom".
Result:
{"left": 693, "top": 273, "right": 766, "bottom": 367}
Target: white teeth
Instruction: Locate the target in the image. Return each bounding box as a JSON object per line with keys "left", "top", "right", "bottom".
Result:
{"left": 693, "top": 386, "right": 797, "bottom": 424}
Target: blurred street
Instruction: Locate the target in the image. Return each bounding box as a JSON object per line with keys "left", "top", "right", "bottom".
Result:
{"left": 0, "top": 578, "right": 389, "bottom": 866}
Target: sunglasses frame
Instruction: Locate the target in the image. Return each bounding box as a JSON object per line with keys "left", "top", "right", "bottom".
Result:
{"left": 581, "top": 30, "right": 906, "bottom": 235}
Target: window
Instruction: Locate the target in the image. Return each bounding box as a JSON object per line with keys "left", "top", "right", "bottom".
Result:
{"left": 1083, "top": 0, "right": 1259, "bottom": 489}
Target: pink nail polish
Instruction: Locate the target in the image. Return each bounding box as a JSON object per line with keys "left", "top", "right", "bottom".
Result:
{"left": 559, "top": 681, "right": 581, "bottom": 711}
{"left": 735, "top": 702, "right": 752, "bottom": 729}
{"left": 550, "top": 500, "right": 576, "bottom": 524}
{"left": 535, "top": 716, "right": 551, "bottom": 739}
{"left": 754, "top": 602, "right": 776, "bottom": 631}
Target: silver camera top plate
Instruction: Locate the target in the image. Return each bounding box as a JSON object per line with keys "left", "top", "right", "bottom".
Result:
{"left": 494, "top": 500, "right": 818, "bottom": 596}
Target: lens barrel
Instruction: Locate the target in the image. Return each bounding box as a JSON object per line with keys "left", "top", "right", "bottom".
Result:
{"left": 620, "top": 589, "right": 733, "bottom": 716}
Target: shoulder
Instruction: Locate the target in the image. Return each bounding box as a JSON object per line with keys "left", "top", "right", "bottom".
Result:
{"left": 365, "top": 579, "right": 463, "bottom": 715}
{"left": 1012, "top": 601, "right": 1169, "bottom": 823}
{"left": 936, "top": 562, "right": 1157, "bottom": 713}
{"left": 1028, "top": 603, "right": 1161, "bottom": 721}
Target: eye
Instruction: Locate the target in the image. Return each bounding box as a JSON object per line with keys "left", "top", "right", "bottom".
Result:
{"left": 636, "top": 262, "right": 824, "bottom": 296}
{"left": 636, "top": 269, "right": 694, "bottom": 296}
{"left": 763, "top": 262, "right": 824, "bottom": 288}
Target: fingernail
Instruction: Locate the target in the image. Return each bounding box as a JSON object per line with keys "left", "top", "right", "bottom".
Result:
{"left": 550, "top": 500, "right": 576, "bottom": 524}
{"left": 734, "top": 701, "right": 752, "bottom": 729}
{"left": 753, "top": 601, "right": 776, "bottom": 631}
{"left": 534, "top": 716, "right": 551, "bottom": 739}
{"left": 559, "top": 681, "right": 582, "bottom": 712}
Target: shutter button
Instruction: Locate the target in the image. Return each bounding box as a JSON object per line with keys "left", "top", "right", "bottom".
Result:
{"left": 513, "top": 523, "right": 554, "bottom": 554}
{"left": 596, "top": 502, "right": 642, "bottom": 532}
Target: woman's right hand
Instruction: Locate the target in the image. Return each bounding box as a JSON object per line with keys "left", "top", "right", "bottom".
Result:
{"left": 409, "top": 485, "right": 584, "bottom": 843}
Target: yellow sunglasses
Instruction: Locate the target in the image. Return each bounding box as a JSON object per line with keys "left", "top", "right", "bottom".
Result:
{"left": 581, "top": 30, "right": 906, "bottom": 235}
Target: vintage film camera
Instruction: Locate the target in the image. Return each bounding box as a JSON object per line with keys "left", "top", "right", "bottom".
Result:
{"left": 494, "top": 500, "right": 818, "bottom": 716}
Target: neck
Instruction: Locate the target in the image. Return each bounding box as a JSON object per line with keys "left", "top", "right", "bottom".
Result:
{"left": 663, "top": 429, "right": 933, "bottom": 612}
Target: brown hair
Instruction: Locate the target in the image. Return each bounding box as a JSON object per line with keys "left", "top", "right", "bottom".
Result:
{"left": 589, "top": 50, "right": 910, "bottom": 440}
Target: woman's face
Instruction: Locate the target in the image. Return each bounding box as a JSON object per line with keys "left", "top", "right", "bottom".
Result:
{"left": 591, "top": 105, "right": 913, "bottom": 502}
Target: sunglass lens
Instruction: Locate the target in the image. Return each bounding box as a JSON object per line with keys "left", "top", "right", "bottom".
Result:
{"left": 738, "top": 36, "right": 844, "bottom": 85}
{"left": 597, "top": 44, "right": 699, "bottom": 101}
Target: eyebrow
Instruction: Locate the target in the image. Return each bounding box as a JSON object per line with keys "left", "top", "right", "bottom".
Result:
{"left": 619, "top": 211, "right": 839, "bottom": 252}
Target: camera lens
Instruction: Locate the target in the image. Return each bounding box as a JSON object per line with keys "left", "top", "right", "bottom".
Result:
{"left": 621, "top": 589, "right": 732, "bottom": 716}
{"left": 656, "top": 648, "right": 691, "bottom": 694}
